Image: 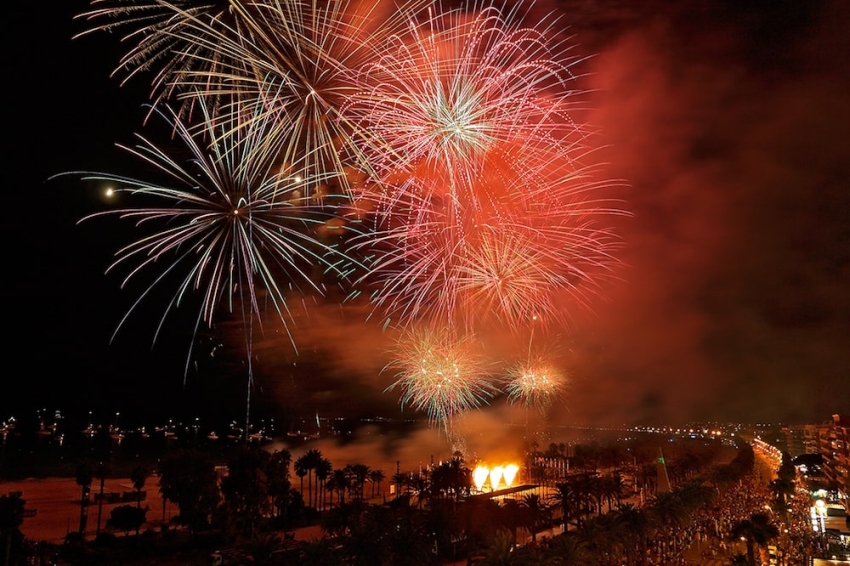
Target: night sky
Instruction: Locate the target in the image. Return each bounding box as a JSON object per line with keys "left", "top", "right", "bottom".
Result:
{"left": 4, "top": 0, "right": 848, "bottom": 434}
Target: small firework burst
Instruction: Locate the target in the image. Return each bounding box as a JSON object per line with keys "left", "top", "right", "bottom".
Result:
{"left": 385, "top": 327, "right": 497, "bottom": 437}
{"left": 505, "top": 356, "right": 568, "bottom": 412}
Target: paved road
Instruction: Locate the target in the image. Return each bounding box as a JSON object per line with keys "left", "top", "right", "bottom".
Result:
{"left": 2, "top": 476, "right": 179, "bottom": 544}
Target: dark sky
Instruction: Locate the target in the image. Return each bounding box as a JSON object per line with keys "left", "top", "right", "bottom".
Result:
{"left": 4, "top": 0, "right": 848, "bottom": 433}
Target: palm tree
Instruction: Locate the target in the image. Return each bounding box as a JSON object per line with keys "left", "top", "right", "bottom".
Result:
{"left": 368, "top": 469, "right": 386, "bottom": 499}
{"left": 476, "top": 528, "right": 516, "bottom": 566}
{"left": 602, "top": 473, "right": 626, "bottom": 510}
{"left": 570, "top": 474, "right": 598, "bottom": 527}
{"left": 75, "top": 461, "right": 93, "bottom": 535}
{"left": 392, "top": 470, "right": 407, "bottom": 500}
{"left": 729, "top": 512, "right": 779, "bottom": 566}
{"left": 551, "top": 481, "right": 573, "bottom": 531}
{"left": 648, "top": 490, "right": 688, "bottom": 562}
{"left": 330, "top": 468, "right": 351, "bottom": 506}
{"left": 294, "top": 455, "right": 309, "bottom": 506}
{"left": 498, "top": 499, "right": 523, "bottom": 547}
{"left": 158, "top": 449, "right": 220, "bottom": 533}
{"left": 410, "top": 473, "right": 431, "bottom": 510}
{"left": 615, "top": 503, "right": 654, "bottom": 566}
{"left": 268, "top": 449, "right": 292, "bottom": 519}
{"left": 0, "top": 493, "right": 25, "bottom": 566}
{"left": 348, "top": 464, "right": 370, "bottom": 501}
{"left": 545, "top": 532, "right": 592, "bottom": 565}
{"left": 430, "top": 457, "right": 472, "bottom": 501}
{"left": 315, "top": 458, "right": 333, "bottom": 510}
{"left": 521, "top": 493, "right": 550, "bottom": 543}
{"left": 588, "top": 475, "right": 606, "bottom": 516}
{"left": 93, "top": 461, "right": 112, "bottom": 537}
{"left": 768, "top": 477, "right": 795, "bottom": 525}
{"left": 220, "top": 445, "right": 273, "bottom": 538}
{"left": 129, "top": 464, "right": 150, "bottom": 508}
{"left": 578, "top": 513, "right": 624, "bottom": 566}
{"left": 676, "top": 480, "right": 716, "bottom": 513}
{"left": 303, "top": 449, "right": 323, "bottom": 508}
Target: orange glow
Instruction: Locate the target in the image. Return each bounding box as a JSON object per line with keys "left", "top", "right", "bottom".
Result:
{"left": 473, "top": 466, "right": 489, "bottom": 491}
{"left": 473, "top": 462, "right": 522, "bottom": 491}
{"left": 489, "top": 465, "right": 504, "bottom": 490}
{"left": 503, "top": 464, "right": 519, "bottom": 487}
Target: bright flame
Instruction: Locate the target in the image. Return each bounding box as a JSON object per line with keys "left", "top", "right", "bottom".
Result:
{"left": 503, "top": 464, "right": 519, "bottom": 487}
{"left": 473, "top": 466, "right": 489, "bottom": 491}
{"left": 489, "top": 466, "right": 504, "bottom": 490}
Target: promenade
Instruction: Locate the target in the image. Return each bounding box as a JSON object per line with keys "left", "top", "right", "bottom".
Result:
{"left": 1, "top": 475, "right": 814, "bottom": 566}
{"left": 2, "top": 476, "right": 179, "bottom": 544}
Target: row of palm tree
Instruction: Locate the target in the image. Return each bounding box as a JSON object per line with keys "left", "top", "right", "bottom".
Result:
{"left": 293, "top": 449, "right": 389, "bottom": 510}
{"left": 63, "top": 436, "right": 790, "bottom": 566}
{"left": 74, "top": 460, "right": 150, "bottom": 538}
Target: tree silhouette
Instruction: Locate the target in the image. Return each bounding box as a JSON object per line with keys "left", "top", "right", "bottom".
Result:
{"left": 158, "top": 449, "right": 219, "bottom": 533}
{"left": 368, "top": 468, "right": 386, "bottom": 499}
{"left": 475, "top": 528, "right": 515, "bottom": 566}
{"left": 220, "top": 445, "right": 272, "bottom": 537}
{"left": 75, "top": 461, "right": 93, "bottom": 536}
{"left": 392, "top": 470, "right": 407, "bottom": 500}
{"left": 130, "top": 464, "right": 150, "bottom": 508}
{"left": 545, "top": 532, "right": 592, "bottom": 565}
{"left": 107, "top": 505, "right": 147, "bottom": 536}
{"left": 268, "top": 449, "right": 292, "bottom": 519}
{"left": 315, "top": 457, "right": 333, "bottom": 510}
{"left": 520, "top": 493, "right": 550, "bottom": 543}
{"left": 0, "top": 493, "right": 25, "bottom": 566}
{"left": 294, "top": 454, "right": 310, "bottom": 506}
{"left": 302, "top": 449, "right": 324, "bottom": 508}
{"left": 614, "top": 503, "right": 654, "bottom": 565}
{"left": 348, "top": 464, "right": 371, "bottom": 501}
{"left": 729, "top": 512, "right": 779, "bottom": 566}
{"left": 93, "top": 460, "right": 112, "bottom": 537}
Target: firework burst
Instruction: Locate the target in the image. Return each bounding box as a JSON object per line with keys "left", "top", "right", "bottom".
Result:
{"left": 344, "top": 1, "right": 625, "bottom": 332}
{"left": 348, "top": 1, "right": 591, "bottom": 207}
{"left": 69, "top": 0, "right": 630, "bottom": 433}
{"left": 385, "top": 327, "right": 498, "bottom": 438}
{"left": 352, "top": 145, "right": 625, "bottom": 331}
{"left": 73, "top": 94, "right": 354, "bottom": 366}
{"left": 504, "top": 354, "right": 568, "bottom": 413}
{"left": 76, "top": 0, "right": 430, "bottom": 193}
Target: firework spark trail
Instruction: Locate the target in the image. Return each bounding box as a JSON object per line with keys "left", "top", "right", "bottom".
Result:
{"left": 71, "top": 94, "right": 354, "bottom": 364}
{"left": 344, "top": 1, "right": 625, "bottom": 333}
{"left": 76, "top": 0, "right": 431, "bottom": 194}
{"left": 504, "top": 354, "right": 568, "bottom": 413}
{"left": 67, "top": 90, "right": 361, "bottom": 435}
{"left": 75, "top": 1, "right": 256, "bottom": 114}
{"left": 347, "top": 1, "right": 592, "bottom": 208}
{"left": 351, "top": 146, "right": 626, "bottom": 331}
{"left": 70, "top": 0, "right": 629, "bottom": 442}
{"left": 385, "top": 327, "right": 498, "bottom": 439}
